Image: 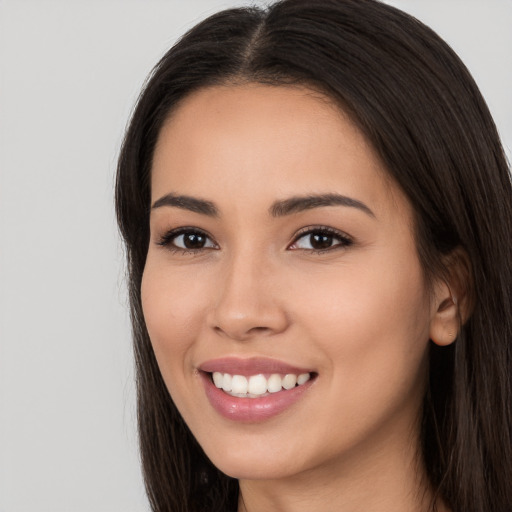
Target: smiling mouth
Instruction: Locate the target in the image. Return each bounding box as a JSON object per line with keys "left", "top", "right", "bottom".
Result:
{"left": 209, "top": 371, "right": 314, "bottom": 398}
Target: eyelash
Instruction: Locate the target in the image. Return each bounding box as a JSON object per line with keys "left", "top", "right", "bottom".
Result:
{"left": 156, "top": 226, "right": 353, "bottom": 255}
{"left": 289, "top": 226, "right": 353, "bottom": 254}
{"left": 156, "top": 227, "right": 218, "bottom": 255}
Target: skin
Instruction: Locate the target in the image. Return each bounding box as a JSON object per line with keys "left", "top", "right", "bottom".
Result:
{"left": 142, "top": 84, "right": 457, "bottom": 512}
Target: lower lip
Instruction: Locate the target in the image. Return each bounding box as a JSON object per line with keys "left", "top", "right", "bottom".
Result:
{"left": 200, "top": 372, "right": 315, "bottom": 422}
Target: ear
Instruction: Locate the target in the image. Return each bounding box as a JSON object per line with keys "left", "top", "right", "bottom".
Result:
{"left": 429, "top": 248, "right": 473, "bottom": 347}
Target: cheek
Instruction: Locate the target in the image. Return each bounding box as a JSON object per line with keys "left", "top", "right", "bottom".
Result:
{"left": 140, "top": 260, "right": 209, "bottom": 381}
{"left": 303, "top": 243, "right": 429, "bottom": 340}
{"left": 284, "top": 259, "right": 430, "bottom": 457}
{"left": 289, "top": 249, "right": 431, "bottom": 396}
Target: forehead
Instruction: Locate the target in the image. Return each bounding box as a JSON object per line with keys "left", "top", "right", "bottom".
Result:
{"left": 151, "top": 84, "right": 407, "bottom": 220}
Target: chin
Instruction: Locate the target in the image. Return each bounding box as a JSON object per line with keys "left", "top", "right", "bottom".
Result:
{"left": 198, "top": 432, "right": 312, "bottom": 481}
{"left": 213, "top": 456, "right": 298, "bottom": 481}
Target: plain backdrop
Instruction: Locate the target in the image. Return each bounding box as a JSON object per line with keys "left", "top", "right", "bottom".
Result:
{"left": 0, "top": 1, "right": 510, "bottom": 511}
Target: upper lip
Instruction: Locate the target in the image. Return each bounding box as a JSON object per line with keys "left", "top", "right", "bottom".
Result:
{"left": 198, "top": 357, "right": 314, "bottom": 376}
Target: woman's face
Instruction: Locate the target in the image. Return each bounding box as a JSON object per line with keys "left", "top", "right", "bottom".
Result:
{"left": 142, "top": 84, "right": 438, "bottom": 481}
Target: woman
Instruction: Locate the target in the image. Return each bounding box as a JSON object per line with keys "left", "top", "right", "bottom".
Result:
{"left": 115, "top": 1, "right": 512, "bottom": 511}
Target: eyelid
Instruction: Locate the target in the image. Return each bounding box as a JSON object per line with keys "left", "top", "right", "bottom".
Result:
{"left": 288, "top": 225, "right": 353, "bottom": 251}
{"left": 155, "top": 224, "right": 352, "bottom": 254}
{"left": 156, "top": 226, "right": 218, "bottom": 252}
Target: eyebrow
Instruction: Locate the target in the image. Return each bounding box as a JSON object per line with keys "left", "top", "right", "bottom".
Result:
{"left": 151, "top": 193, "right": 219, "bottom": 217}
{"left": 270, "top": 193, "right": 375, "bottom": 218}
{"left": 151, "top": 192, "right": 374, "bottom": 218}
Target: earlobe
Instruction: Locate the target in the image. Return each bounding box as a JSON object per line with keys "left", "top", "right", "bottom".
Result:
{"left": 429, "top": 286, "right": 459, "bottom": 346}
{"left": 429, "top": 247, "right": 473, "bottom": 347}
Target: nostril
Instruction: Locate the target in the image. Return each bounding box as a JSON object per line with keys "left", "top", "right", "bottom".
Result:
{"left": 213, "top": 323, "right": 275, "bottom": 341}
{"left": 249, "top": 326, "right": 272, "bottom": 333}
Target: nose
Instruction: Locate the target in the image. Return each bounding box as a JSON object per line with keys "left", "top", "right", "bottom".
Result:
{"left": 208, "top": 252, "right": 289, "bottom": 342}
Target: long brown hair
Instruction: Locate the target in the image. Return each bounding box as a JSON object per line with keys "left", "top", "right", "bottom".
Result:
{"left": 116, "top": 1, "right": 512, "bottom": 510}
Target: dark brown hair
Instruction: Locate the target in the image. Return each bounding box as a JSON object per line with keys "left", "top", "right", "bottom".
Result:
{"left": 116, "top": 1, "right": 512, "bottom": 510}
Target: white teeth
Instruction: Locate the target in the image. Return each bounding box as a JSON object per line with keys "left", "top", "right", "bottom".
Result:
{"left": 221, "top": 373, "right": 232, "bottom": 392}
{"left": 297, "top": 373, "right": 310, "bottom": 385}
{"left": 231, "top": 375, "right": 248, "bottom": 394}
{"left": 212, "top": 372, "right": 223, "bottom": 388}
{"left": 282, "top": 374, "right": 297, "bottom": 390}
{"left": 267, "top": 374, "right": 282, "bottom": 393}
{"left": 211, "top": 371, "right": 312, "bottom": 397}
{"left": 248, "top": 374, "right": 267, "bottom": 395}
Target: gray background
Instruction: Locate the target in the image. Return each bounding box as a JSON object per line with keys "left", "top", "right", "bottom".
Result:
{"left": 0, "top": 1, "right": 510, "bottom": 510}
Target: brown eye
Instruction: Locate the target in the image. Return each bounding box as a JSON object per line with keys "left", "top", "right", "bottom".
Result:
{"left": 289, "top": 227, "right": 352, "bottom": 252}
{"left": 158, "top": 229, "right": 217, "bottom": 252}
{"left": 310, "top": 233, "right": 334, "bottom": 250}
{"left": 182, "top": 232, "right": 207, "bottom": 249}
